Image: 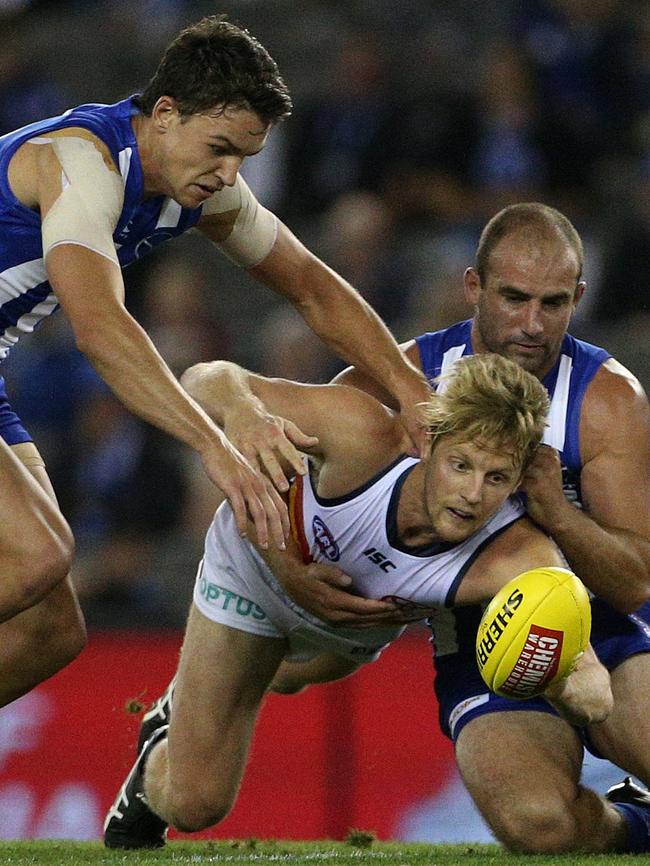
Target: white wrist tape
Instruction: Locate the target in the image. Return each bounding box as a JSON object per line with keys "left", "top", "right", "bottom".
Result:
{"left": 202, "top": 174, "right": 277, "bottom": 268}
{"left": 40, "top": 134, "right": 124, "bottom": 266}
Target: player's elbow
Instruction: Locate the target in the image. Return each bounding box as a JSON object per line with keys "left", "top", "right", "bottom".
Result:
{"left": 611, "top": 574, "right": 650, "bottom": 614}
{"left": 28, "top": 518, "right": 74, "bottom": 597}
{"left": 179, "top": 363, "right": 208, "bottom": 396}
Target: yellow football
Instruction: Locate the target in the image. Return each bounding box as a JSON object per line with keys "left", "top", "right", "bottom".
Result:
{"left": 476, "top": 567, "right": 591, "bottom": 699}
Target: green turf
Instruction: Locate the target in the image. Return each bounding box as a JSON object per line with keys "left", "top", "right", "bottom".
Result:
{"left": 0, "top": 840, "right": 646, "bottom": 866}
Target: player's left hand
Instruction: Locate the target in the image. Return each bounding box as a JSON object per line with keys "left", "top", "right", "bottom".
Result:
{"left": 224, "top": 402, "right": 319, "bottom": 493}
{"left": 519, "top": 445, "right": 570, "bottom": 529}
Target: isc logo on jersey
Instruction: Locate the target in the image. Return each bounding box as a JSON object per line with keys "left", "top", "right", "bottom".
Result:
{"left": 476, "top": 567, "right": 591, "bottom": 699}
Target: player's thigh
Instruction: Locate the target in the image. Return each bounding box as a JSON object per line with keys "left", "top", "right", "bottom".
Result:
{"left": 168, "top": 602, "right": 287, "bottom": 792}
{"left": 588, "top": 652, "right": 650, "bottom": 782}
{"left": 456, "top": 710, "right": 583, "bottom": 829}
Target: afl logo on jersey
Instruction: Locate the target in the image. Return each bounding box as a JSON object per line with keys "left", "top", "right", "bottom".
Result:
{"left": 312, "top": 516, "right": 340, "bottom": 561}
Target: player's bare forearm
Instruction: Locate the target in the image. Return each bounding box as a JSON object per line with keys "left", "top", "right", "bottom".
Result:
{"left": 522, "top": 444, "right": 650, "bottom": 612}
{"left": 250, "top": 226, "right": 430, "bottom": 451}
{"left": 48, "top": 248, "right": 289, "bottom": 547}
{"left": 544, "top": 508, "right": 650, "bottom": 613}
{"left": 180, "top": 361, "right": 258, "bottom": 429}
{"left": 256, "top": 535, "right": 418, "bottom": 628}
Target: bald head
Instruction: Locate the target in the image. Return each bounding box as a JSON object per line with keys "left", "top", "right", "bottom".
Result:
{"left": 476, "top": 203, "right": 584, "bottom": 285}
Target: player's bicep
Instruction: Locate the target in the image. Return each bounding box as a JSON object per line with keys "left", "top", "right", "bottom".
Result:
{"left": 197, "top": 174, "right": 277, "bottom": 267}
{"left": 581, "top": 447, "right": 650, "bottom": 540}
{"left": 580, "top": 368, "right": 650, "bottom": 539}
{"left": 249, "top": 378, "right": 398, "bottom": 457}
{"left": 36, "top": 130, "right": 124, "bottom": 267}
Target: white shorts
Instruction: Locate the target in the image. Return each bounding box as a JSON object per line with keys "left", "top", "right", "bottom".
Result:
{"left": 193, "top": 502, "right": 403, "bottom": 663}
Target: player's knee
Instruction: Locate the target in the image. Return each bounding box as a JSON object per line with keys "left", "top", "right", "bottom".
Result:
{"left": 496, "top": 798, "right": 579, "bottom": 854}
{"left": 23, "top": 590, "right": 87, "bottom": 667}
{"left": 169, "top": 786, "right": 234, "bottom": 833}
{"left": 23, "top": 531, "right": 74, "bottom": 607}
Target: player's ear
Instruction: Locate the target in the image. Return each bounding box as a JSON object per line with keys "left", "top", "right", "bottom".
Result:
{"left": 464, "top": 267, "right": 481, "bottom": 306}
{"left": 151, "top": 96, "right": 178, "bottom": 131}
{"left": 573, "top": 280, "right": 586, "bottom": 309}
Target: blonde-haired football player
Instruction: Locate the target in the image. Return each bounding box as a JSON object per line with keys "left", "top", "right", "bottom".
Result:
{"left": 104, "top": 352, "right": 610, "bottom": 849}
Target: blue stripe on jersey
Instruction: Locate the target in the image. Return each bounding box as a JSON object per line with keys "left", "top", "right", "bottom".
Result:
{"left": 416, "top": 322, "right": 609, "bottom": 475}
{"left": 0, "top": 280, "right": 53, "bottom": 331}
{"left": 0, "top": 96, "right": 203, "bottom": 361}
{"left": 415, "top": 320, "right": 474, "bottom": 382}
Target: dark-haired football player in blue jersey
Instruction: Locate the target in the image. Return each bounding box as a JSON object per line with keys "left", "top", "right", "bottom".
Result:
{"left": 0, "top": 16, "right": 429, "bottom": 709}
{"left": 245, "top": 202, "right": 650, "bottom": 853}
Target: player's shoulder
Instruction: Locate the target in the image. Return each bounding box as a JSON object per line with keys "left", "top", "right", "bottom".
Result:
{"left": 587, "top": 356, "right": 649, "bottom": 414}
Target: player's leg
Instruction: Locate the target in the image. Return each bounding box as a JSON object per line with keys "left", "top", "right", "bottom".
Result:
{"left": 455, "top": 710, "right": 627, "bottom": 853}
{"left": 588, "top": 653, "right": 650, "bottom": 783}
{"left": 143, "top": 604, "right": 287, "bottom": 832}
{"left": 269, "top": 652, "right": 362, "bottom": 694}
{"left": 585, "top": 597, "right": 650, "bottom": 787}
{"left": 0, "top": 443, "right": 85, "bottom": 706}
{"left": 0, "top": 438, "right": 73, "bottom": 619}
{"left": 103, "top": 599, "right": 287, "bottom": 847}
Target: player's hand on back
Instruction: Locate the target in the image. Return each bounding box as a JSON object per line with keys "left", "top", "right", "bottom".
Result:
{"left": 223, "top": 400, "right": 318, "bottom": 492}
{"left": 199, "top": 430, "right": 290, "bottom": 550}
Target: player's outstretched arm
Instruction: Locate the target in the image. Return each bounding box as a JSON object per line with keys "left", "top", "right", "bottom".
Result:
{"left": 0, "top": 440, "right": 74, "bottom": 622}
{"left": 31, "top": 134, "right": 286, "bottom": 550}
{"left": 48, "top": 247, "right": 287, "bottom": 549}
{"left": 248, "top": 222, "right": 432, "bottom": 454}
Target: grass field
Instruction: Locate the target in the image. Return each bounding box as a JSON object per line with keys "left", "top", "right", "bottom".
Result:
{"left": 0, "top": 839, "right": 647, "bottom": 866}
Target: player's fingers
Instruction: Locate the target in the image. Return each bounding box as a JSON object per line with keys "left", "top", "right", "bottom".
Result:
{"left": 309, "top": 566, "right": 352, "bottom": 588}
{"left": 242, "top": 482, "right": 270, "bottom": 549}
{"left": 263, "top": 478, "right": 290, "bottom": 545}
{"left": 259, "top": 449, "right": 290, "bottom": 493}
{"left": 284, "top": 420, "right": 319, "bottom": 451}
{"left": 227, "top": 488, "right": 249, "bottom": 539}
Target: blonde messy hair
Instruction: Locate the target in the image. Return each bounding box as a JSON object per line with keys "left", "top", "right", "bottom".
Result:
{"left": 422, "top": 354, "right": 549, "bottom": 472}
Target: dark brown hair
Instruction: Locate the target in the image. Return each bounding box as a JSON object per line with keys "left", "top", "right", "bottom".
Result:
{"left": 134, "top": 15, "right": 292, "bottom": 125}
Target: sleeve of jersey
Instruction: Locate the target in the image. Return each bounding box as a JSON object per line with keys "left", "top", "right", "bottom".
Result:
{"left": 40, "top": 136, "right": 124, "bottom": 267}
{"left": 201, "top": 173, "right": 278, "bottom": 269}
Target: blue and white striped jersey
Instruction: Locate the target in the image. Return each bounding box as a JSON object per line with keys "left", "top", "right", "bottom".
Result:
{"left": 415, "top": 319, "right": 611, "bottom": 656}
{"left": 0, "top": 96, "right": 202, "bottom": 362}
{"left": 416, "top": 319, "right": 610, "bottom": 501}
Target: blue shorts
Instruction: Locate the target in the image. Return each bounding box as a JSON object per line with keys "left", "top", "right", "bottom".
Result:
{"left": 434, "top": 598, "right": 650, "bottom": 752}
{"left": 0, "top": 377, "right": 32, "bottom": 445}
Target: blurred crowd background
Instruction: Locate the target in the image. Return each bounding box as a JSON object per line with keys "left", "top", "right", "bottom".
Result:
{"left": 1, "top": 0, "right": 649, "bottom": 629}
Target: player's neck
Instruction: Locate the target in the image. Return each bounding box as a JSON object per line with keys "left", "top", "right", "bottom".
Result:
{"left": 395, "top": 463, "right": 440, "bottom": 546}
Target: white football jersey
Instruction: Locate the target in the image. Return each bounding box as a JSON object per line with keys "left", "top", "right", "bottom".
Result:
{"left": 291, "top": 455, "right": 525, "bottom": 610}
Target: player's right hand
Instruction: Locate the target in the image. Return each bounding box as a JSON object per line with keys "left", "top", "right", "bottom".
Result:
{"left": 224, "top": 402, "right": 318, "bottom": 492}
{"left": 279, "top": 560, "right": 427, "bottom": 628}
{"left": 199, "top": 431, "right": 289, "bottom": 550}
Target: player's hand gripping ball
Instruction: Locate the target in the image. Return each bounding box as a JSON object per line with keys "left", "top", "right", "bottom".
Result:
{"left": 476, "top": 567, "right": 591, "bottom": 699}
